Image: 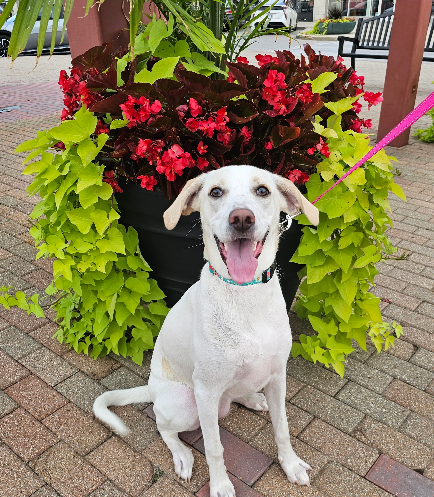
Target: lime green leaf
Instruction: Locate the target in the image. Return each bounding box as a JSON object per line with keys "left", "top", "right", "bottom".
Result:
{"left": 67, "top": 208, "right": 94, "bottom": 234}
{"left": 324, "top": 95, "right": 361, "bottom": 115}
{"left": 148, "top": 18, "right": 172, "bottom": 53}
{"left": 135, "top": 57, "right": 179, "bottom": 84}
{"left": 110, "top": 119, "right": 129, "bottom": 130}
{"left": 79, "top": 183, "right": 113, "bottom": 209}
{"left": 389, "top": 182, "right": 406, "bottom": 201}
{"left": 325, "top": 293, "right": 353, "bottom": 322}
{"left": 307, "top": 257, "right": 340, "bottom": 284}
{"left": 49, "top": 106, "right": 97, "bottom": 143}
{"left": 316, "top": 191, "right": 356, "bottom": 219}
{"left": 125, "top": 272, "right": 150, "bottom": 294}
{"left": 76, "top": 163, "right": 103, "bottom": 193}
{"left": 353, "top": 245, "right": 381, "bottom": 268}
{"left": 96, "top": 227, "right": 126, "bottom": 254}
{"left": 311, "top": 72, "right": 337, "bottom": 94}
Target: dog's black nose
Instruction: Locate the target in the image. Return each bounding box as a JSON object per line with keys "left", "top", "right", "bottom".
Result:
{"left": 229, "top": 209, "right": 255, "bottom": 232}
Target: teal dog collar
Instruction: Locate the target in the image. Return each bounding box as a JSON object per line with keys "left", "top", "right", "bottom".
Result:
{"left": 208, "top": 262, "right": 275, "bottom": 286}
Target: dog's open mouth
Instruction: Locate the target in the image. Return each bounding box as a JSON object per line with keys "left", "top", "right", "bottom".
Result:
{"left": 214, "top": 232, "right": 268, "bottom": 284}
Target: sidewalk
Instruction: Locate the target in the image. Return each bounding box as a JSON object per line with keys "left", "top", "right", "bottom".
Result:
{"left": 0, "top": 55, "right": 434, "bottom": 497}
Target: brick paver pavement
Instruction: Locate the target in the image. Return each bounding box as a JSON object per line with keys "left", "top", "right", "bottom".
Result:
{"left": 1, "top": 69, "right": 434, "bottom": 497}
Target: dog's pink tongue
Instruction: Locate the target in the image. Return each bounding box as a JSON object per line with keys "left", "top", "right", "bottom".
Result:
{"left": 226, "top": 239, "right": 258, "bottom": 284}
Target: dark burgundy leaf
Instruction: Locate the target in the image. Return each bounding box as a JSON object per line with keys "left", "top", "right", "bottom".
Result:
{"left": 86, "top": 69, "right": 118, "bottom": 91}
{"left": 174, "top": 69, "right": 211, "bottom": 93}
{"left": 227, "top": 100, "right": 258, "bottom": 124}
{"left": 270, "top": 125, "right": 301, "bottom": 147}
{"left": 90, "top": 92, "right": 128, "bottom": 115}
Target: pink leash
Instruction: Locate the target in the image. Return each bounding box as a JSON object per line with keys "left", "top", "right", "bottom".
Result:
{"left": 312, "top": 91, "right": 434, "bottom": 204}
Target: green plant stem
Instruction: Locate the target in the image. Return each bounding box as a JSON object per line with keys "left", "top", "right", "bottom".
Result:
{"left": 207, "top": 0, "right": 225, "bottom": 78}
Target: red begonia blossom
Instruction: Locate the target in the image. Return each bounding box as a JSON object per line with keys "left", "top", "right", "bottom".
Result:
{"left": 158, "top": 145, "right": 193, "bottom": 181}
{"left": 103, "top": 170, "right": 123, "bottom": 193}
{"left": 236, "top": 56, "right": 249, "bottom": 64}
{"left": 197, "top": 141, "right": 208, "bottom": 155}
{"left": 137, "top": 175, "right": 158, "bottom": 190}
{"left": 240, "top": 126, "right": 251, "bottom": 143}
{"left": 227, "top": 72, "right": 236, "bottom": 83}
{"left": 349, "top": 71, "right": 365, "bottom": 88}
{"left": 255, "top": 54, "right": 279, "bottom": 67}
{"left": 95, "top": 120, "right": 109, "bottom": 135}
{"left": 352, "top": 100, "right": 362, "bottom": 114}
{"left": 295, "top": 84, "right": 314, "bottom": 104}
{"left": 363, "top": 91, "right": 383, "bottom": 110}
{"left": 197, "top": 157, "right": 209, "bottom": 170}
{"left": 120, "top": 96, "right": 161, "bottom": 128}
{"left": 189, "top": 98, "right": 203, "bottom": 118}
{"left": 286, "top": 169, "right": 309, "bottom": 185}
{"left": 307, "top": 137, "right": 330, "bottom": 157}
{"left": 265, "top": 141, "right": 273, "bottom": 150}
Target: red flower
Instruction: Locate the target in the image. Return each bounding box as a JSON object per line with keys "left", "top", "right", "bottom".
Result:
{"left": 60, "top": 108, "right": 70, "bottom": 121}
{"left": 189, "top": 98, "right": 203, "bottom": 118}
{"left": 361, "top": 118, "right": 372, "bottom": 129}
{"left": 286, "top": 169, "right": 309, "bottom": 184}
{"left": 150, "top": 100, "right": 162, "bottom": 114}
{"left": 349, "top": 71, "right": 365, "bottom": 88}
{"left": 227, "top": 72, "right": 236, "bottom": 83}
{"left": 240, "top": 126, "right": 251, "bottom": 143}
{"left": 120, "top": 95, "right": 159, "bottom": 128}
{"left": 307, "top": 137, "right": 330, "bottom": 157}
{"left": 217, "top": 128, "right": 233, "bottom": 145}
{"left": 137, "top": 175, "right": 157, "bottom": 190}
{"left": 136, "top": 139, "right": 164, "bottom": 163}
{"left": 352, "top": 100, "right": 362, "bottom": 114}
{"left": 199, "top": 118, "right": 217, "bottom": 138}
{"left": 197, "top": 157, "right": 209, "bottom": 170}
{"left": 265, "top": 141, "right": 273, "bottom": 150}
{"left": 197, "top": 141, "right": 208, "bottom": 155}
{"left": 236, "top": 56, "right": 249, "bottom": 64}
{"left": 255, "top": 54, "right": 279, "bottom": 67}
{"left": 103, "top": 170, "right": 123, "bottom": 193}
{"left": 216, "top": 107, "right": 229, "bottom": 127}
{"left": 264, "top": 70, "right": 286, "bottom": 90}
{"left": 95, "top": 119, "right": 109, "bottom": 135}
{"left": 295, "top": 84, "right": 314, "bottom": 104}
{"left": 186, "top": 118, "right": 200, "bottom": 132}
{"left": 159, "top": 145, "right": 192, "bottom": 181}
{"left": 363, "top": 91, "right": 383, "bottom": 110}
{"left": 176, "top": 104, "right": 189, "bottom": 119}
{"left": 350, "top": 120, "right": 362, "bottom": 133}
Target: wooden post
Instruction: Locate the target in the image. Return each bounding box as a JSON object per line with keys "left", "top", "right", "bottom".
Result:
{"left": 67, "top": 0, "right": 158, "bottom": 59}
{"left": 377, "top": 0, "right": 432, "bottom": 147}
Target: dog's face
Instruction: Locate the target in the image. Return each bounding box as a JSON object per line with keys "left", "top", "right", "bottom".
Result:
{"left": 164, "top": 165, "right": 319, "bottom": 284}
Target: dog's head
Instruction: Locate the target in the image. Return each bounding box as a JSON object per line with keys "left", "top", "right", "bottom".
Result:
{"left": 164, "top": 165, "right": 319, "bottom": 284}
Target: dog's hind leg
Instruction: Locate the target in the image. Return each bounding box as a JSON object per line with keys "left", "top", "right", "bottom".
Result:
{"left": 151, "top": 379, "right": 199, "bottom": 482}
{"left": 234, "top": 392, "right": 269, "bottom": 411}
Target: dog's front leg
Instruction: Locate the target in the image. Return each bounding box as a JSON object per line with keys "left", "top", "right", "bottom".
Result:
{"left": 194, "top": 381, "right": 235, "bottom": 497}
{"left": 265, "top": 374, "right": 311, "bottom": 485}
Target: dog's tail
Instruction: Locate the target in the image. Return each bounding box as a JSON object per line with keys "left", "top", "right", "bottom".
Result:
{"left": 93, "top": 385, "right": 151, "bottom": 436}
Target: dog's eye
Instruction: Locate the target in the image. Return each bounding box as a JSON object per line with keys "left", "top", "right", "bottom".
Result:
{"left": 256, "top": 186, "right": 269, "bottom": 197}
{"left": 210, "top": 187, "right": 223, "bottom": 198}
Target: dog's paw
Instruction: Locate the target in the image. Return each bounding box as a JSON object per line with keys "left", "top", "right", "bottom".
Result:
{"left": 235, "top": 392, "right": 268, "bottom": 411}
{"left": 279, "top": 455, "right": 311, "bottom": 486}
{"left": 210, "top": 477, "right": 235, "bottom": 497}
{"left": 173, "top": 445, "right": 194, "bottom": 482}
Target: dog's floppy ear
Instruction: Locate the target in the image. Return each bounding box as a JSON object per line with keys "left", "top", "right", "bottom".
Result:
{"left": 274, "top": 175, "right": 319, "bottom": 226}
{"left": 163, "top": 174, "right": 205, "bottom": 230}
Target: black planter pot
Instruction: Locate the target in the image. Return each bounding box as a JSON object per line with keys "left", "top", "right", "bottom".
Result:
{"left": 116, "top": 184, "right": 305, "bottom": 309}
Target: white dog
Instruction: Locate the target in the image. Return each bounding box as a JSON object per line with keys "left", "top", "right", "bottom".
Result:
{"left": 93, "top": 165, "right": 319, "bottom": 496}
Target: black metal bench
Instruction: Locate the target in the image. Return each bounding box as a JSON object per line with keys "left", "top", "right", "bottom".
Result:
{"left": 337, "top": 11, "right": 434, "bottom": 69}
